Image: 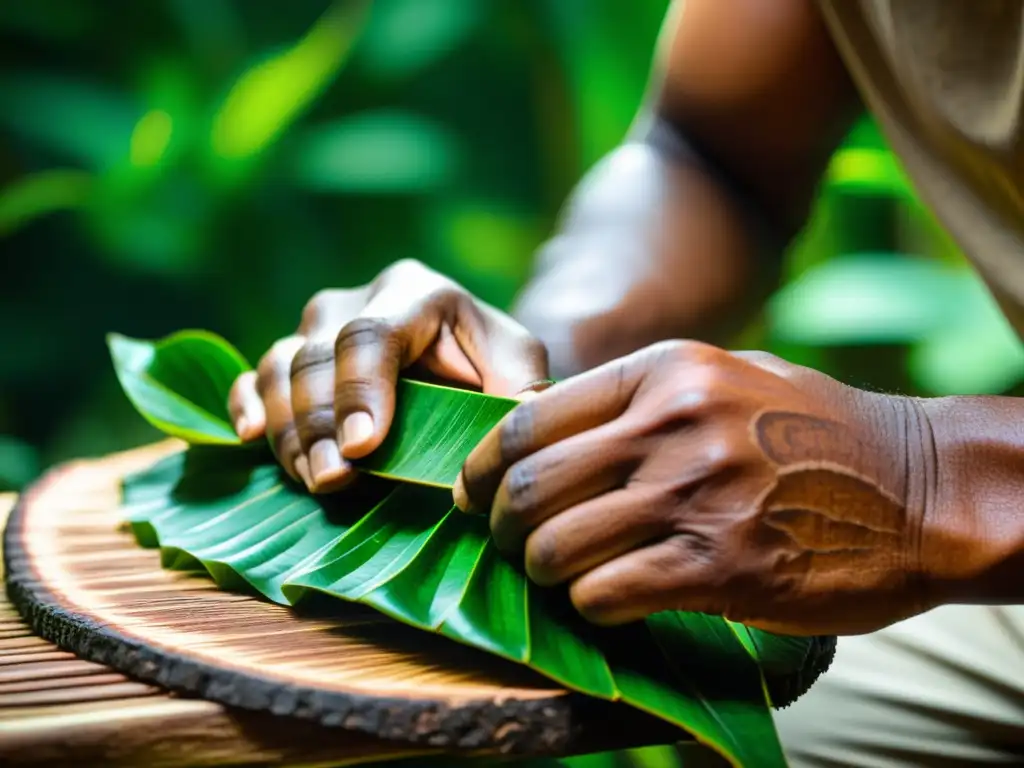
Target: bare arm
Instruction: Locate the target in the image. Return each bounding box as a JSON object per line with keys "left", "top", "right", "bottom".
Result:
{"left": 513, "top": 0, "right": 862, "bottom": 378}
{"left": 919, "top": 396, "right": 1024, "bottom": 607}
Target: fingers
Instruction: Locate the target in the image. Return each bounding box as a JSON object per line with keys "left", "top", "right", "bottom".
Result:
{"left": 454, "top": 357, "right": 644, "bottom": 514}
{"left": 487, "top": 425, "right": 637, "bottom": 555}
{"left": 569, "top": 536, "right": 719, "bottom": 626}
{"left": 290, "top": 337, "right": 354, "bottom": 492}
{"left": 332, "top": 316, "right": 413, "bottom": 460}
{"left": 228, "top": 371, "right": 266, "bottom": 441}
{"left": 524, "top": 486, "right": 670, "bottom": 587}
{"left": 255, "top": 336, "right": 311, "bottom": 487}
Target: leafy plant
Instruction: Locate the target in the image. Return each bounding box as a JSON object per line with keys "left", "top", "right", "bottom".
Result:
{"left": 767, "top": 254, "right": 1024, "bottom": 395}
{"left": 110, "top": 330, "right": 835, "bottom": 767}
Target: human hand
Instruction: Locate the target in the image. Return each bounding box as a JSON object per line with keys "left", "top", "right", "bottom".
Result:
{"left": 454, "top": 340, "right": 935, "bottom": 636}
{"left": 228, "top": 259, "right": 549, "bottom": 493}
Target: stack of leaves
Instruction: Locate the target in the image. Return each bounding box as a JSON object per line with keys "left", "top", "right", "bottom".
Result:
{"left": 109, "top": 330, "right": 836, "bottom": 768}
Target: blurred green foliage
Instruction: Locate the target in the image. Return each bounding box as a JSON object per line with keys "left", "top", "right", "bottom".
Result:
{"left": 1, "top": 0, "right": 1021, "bottom": 493}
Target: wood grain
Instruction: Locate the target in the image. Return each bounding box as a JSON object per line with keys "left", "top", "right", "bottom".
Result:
{"left": 3, "top": 442, "right": 680, "bottom": 760}
{"left": 0, "top": 488, "right": 444, "bottom": 767}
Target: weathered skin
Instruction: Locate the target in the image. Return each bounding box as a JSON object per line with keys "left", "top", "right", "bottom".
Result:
{"left": 229, "top": 0, "right": 1024, "bottom": 636}
{"left": 451, "top": 342, "right": 939, "bottom": 637}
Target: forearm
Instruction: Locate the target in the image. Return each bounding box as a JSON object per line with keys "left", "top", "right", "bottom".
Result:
{"left": 512, "top": 116, "right": 787, "bottom": 378}
{"left": 919, "top": 395, "right": 1024, "bottom": 606}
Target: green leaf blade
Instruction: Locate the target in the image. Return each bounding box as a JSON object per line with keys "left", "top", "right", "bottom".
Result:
{"left": 524, "top": 585, "right": 618, "bottom": 700}
{"left": 355, "top": 511, "right": 489, "bottom": 628}
{"left": 108, "top": 331, "right": 252, "bottom": 445}
{"left": 440, "top": 539, "right": 530, "bottom": 663}
{"left": 353, "top": 378, "right": 518, "bottom": 488}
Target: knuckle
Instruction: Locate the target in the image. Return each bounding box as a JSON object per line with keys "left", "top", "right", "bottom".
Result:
{"left": 334, "top": 374, "right": 375, "bottom": 402}
{"left": 700, "top": 433, "right": 743, "bottom": 474}
{"left": 334, "top": 317, "right": 397, "bottom": 355}
{"left": 381, "top": 258, "right": 431, "bottom": 285}
{"left": 498, "top": 404, "right": 536, "bottom": 463}
{"left": 290, "top": 339, "right": 334, "bottom": 380}
{"left": 520, "top": 334, "right": 549, "bottom": 363}
{"left": 296, "top": 404, "right": 335, "bottom": 443}
{"left": 270, "top": 423, "right": 301, "bottom": 462}
{"left": 300, "top": 289, "right": 335, "bottom": 330}
{"left": 649, "top": 339, "right": 718, "bottom": 367}
{"left": 525, "top": 531, "right": 561, "bottom": 585}
{"left": 570, "top": 583, "right": 614, "bottom": 623}
{"left": 681, "top": 364, "right": 729, "bottom": 408}
{"left": 427, "top": 282, "right": 472, "bottom": 315}
{"left": 256, "top": 339, "right": 300, "bottom": 394}
{"left": 671, "top": 531, "right": 720, "bottom": 570}
{"left": 731, "top": 349, "right": 780, "bottom": 367}
{"left": 501, "top": 461, "right": 537, "bottom": 518}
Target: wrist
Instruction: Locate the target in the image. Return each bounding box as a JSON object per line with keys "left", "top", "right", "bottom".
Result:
{"left": 915, "top": 396, "right": 1024, "bottom": 606}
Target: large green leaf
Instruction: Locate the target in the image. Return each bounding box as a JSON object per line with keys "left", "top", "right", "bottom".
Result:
{"left": 124, "top": 448, "right": 785, "bottom": 767}
{"left": 112, "top": 329, "right": 832, "bottom": 766}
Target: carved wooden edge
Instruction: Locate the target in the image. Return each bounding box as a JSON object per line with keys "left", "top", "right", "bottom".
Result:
{"left": 4, "top": 459, "right": 683, "bottom": 758}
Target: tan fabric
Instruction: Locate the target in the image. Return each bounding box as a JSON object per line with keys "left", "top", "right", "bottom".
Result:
{"left": 775, "top": 605, "right": 1024, "bottom": 767}
{"left": 773, "top": 6, "right": 1024, "bottom": 764}
{"left": 818, "top": 0, "right": 1024, "bottom": 336}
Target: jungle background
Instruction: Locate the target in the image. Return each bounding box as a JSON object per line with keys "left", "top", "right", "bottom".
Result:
{"left": 2, "top": 0, "right": 1023, "bottom": 493}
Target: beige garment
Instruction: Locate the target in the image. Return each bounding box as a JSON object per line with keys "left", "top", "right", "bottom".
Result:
{"left": 769, "top": 3, "right": 1024, "bottom": 766}
{"left": 775, "top": 605, "right": 1024, "bottom": 766}
{"left": 818, "top": 0, "right": 1024, "bottom": 337}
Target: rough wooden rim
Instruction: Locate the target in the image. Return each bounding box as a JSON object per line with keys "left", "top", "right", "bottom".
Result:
{"left": 3, "top": 445, "right": 680, "bottom": 757}
{"left": 0, "top": 484, "right": 440, "bottom": 768}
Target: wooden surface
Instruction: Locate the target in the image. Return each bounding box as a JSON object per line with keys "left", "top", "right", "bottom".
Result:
{"left": 0, "top": 488, "right": 447, "bottom": 767}
{"left": 3, "top": 443, "right": 678, "bottom": 761}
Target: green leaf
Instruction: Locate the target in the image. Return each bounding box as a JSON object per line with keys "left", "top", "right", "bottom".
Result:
{"left": 124, "top": 449, "right": 791, "bottom": 767}
{"left": 355, "top": 378, "right": 518, "bottom": 487}
{"left": 209, "top": 1, "right": 368, "bottom": 163}
{"left": 114, "top": 328, "right": 834, "bottom": 765}
{"left": 107, "top": 331, "right": 252, "bottom": 445}
{"left": 0, "top": 72, "right": 138, "bottom": 169}
{"left": 356, "top": 0, "right": 484, "bottom": 80}
{"left": 291, "top": 111, "right": 460, "bottom": 194}
{"left": 0, "top": 169, "right": 93, "bottom": 236}
{"left": 907, "top": 281, "right": 1024, "bottom": 395}
{"left": 767, "top": 254, "right": 968, "bottom": 346}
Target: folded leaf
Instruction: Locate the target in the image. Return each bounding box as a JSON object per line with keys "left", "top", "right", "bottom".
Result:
{"left": 107, "top": 332, "right": 517, "bottom": 486}
{"left": 108, "top": 331, "right": 252, "bottom": 445}
{"left": 124, "top": 450, "right": 788, "bottom": 767}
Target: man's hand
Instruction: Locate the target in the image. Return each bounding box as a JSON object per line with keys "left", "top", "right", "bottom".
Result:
{"left": 228, "top": 259, "right": 549, "bottom": 493}
{"left": 455, "top": 340, "right": 937, "bottom": 637}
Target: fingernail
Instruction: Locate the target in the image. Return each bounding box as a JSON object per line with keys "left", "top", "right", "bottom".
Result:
{"left": 309, "top": 439, "right": 346, "bottom": 487}
{"left": 452, "top": 472, "right": 474, "bottom": 514}
{"left": 294, "top": 455, "right": 314, "bottom": 490}
{"left": 235, "top": 417, "right": 250, "bottom": 439}
{"left": 341, "top": 412, "right": 374, "bottom": 454}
